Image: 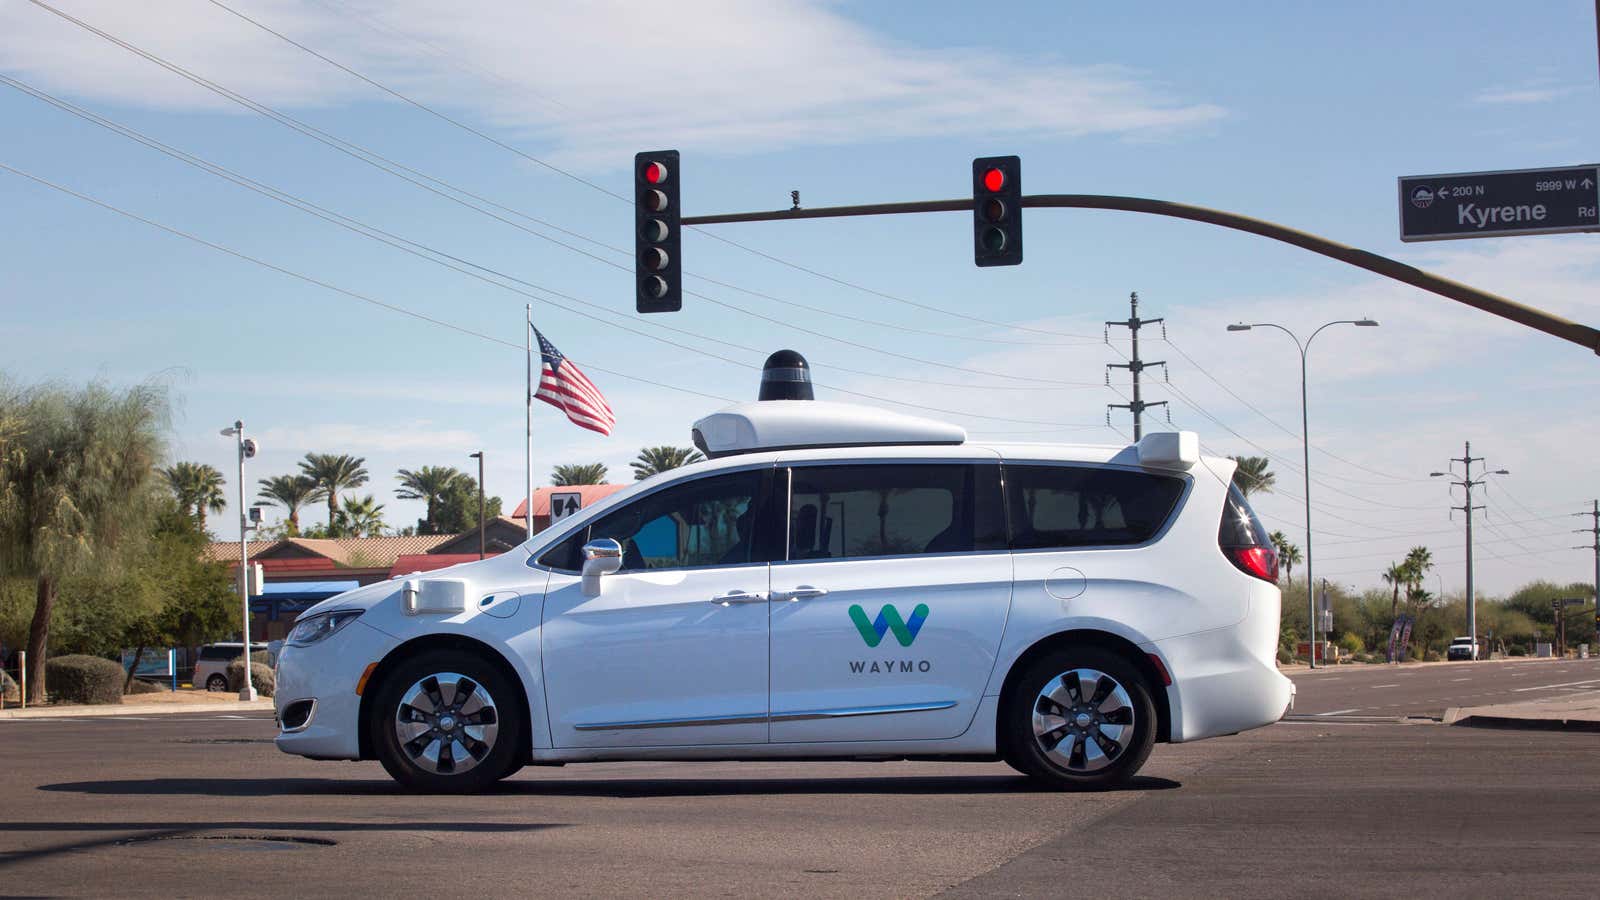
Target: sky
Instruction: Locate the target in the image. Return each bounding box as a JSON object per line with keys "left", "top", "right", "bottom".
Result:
{"left": 2, "top": 0, "right": 1598, "bottom": 598}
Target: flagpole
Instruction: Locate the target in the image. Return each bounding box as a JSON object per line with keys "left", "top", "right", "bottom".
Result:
{"left": 525, "top": 304, "right": 534, "bottom": 541}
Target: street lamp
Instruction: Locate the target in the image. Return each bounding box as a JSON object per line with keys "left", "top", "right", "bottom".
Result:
{"left": 1228, "top": 318, "right": 1379, "bottom": 669}
{"left": 468, "top": 451, "right": 486, "bottom": 560}
{"left": 220, "top": 421, "right": 258, "bottom": 701}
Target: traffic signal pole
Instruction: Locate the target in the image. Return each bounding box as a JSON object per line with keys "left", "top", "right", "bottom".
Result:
{"left": 680, "top": 194, "right": 1600, "bottom": 355}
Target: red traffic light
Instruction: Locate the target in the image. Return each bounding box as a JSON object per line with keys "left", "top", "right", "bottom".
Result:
{"left": 983, "top": 167, "right": 1005, "bottom": 192}
{"left": 642, "top": 161, "right": 670, "bottom": 184}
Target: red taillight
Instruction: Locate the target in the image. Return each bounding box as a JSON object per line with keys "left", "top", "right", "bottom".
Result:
{"left": 1226, "top": 546, "right": 1278, "bottom": 582}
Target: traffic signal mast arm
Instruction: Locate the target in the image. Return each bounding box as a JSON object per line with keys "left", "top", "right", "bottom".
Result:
{"left": 679, "top": 193, "right": 1600, "bottom": 355}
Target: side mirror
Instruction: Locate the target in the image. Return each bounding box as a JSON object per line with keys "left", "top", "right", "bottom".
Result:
{"left": 581, "top": 538, "right": 624, "bottom": 596}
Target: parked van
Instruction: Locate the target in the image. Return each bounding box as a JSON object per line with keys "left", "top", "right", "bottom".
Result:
{"left": 274, "top": 401, "right": 1292, "bottom": 792}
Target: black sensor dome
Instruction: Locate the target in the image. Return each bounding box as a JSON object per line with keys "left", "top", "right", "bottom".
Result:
{"left": 759, "top": 349, "right": 813, "bottom": 401}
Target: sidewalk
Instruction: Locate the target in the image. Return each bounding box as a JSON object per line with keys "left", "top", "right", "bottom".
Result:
{"left": 1444, "top": 690, "right": 1600, "bottom": 732}
{"left": 0, "top": 695, "right": 274, "bottom": 719}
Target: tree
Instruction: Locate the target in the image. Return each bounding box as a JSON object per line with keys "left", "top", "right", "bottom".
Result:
{"left": 0, "top": 379, "right": 169, "bottom": 703}
{"left": 552, "top": 462, "right": 608, "bottom": 486}
{"left": 1278, "top": 541, "right": 1302, "bottom": 582}
{"left": 433, "top": 477, "right": 502, "bottom": 535}
{"left": 335, "top": 494, "right": 387, "bottom": 538}
{"left": 120, "top": 503, "right": 236, "bottom": 690}
{"left": 298, "top": 453, "right": 369, "bottom": 532}
{"left": 256, "top": 474, "right": 324, "bottom": 537}
{"left": 395, "top": 466, "right": 470, "bottom": 535}
{"left": 161, "top": 461, "right": 226, "bottom": 532}
{"left": 1404, "top": 546, "right": 1433, "bottom": 595}
{"left": 1228, "top": 456, "right": 1275, "bottom": 498}
{"left": 1378, "top": 561, "right": 1410, "bottom": 623}
{"left": 631, "top": 446, "right": 703, "bottom": 481}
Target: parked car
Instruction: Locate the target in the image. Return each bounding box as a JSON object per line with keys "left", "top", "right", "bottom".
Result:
{"left": 194, "top": 642, "right": 269, "bottom": 691}
{"left": 1447, "top": 636, "right": 1479, "bottom": 661}
{"left": 274, "top": 401, "right": 1294, "bottom": 792}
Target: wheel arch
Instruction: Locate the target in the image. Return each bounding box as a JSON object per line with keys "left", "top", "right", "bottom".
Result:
{"left": 357, "top": 633, "right": 534, "bottom": 763}
{"left": 995, "top": 629, "right": 1172, "bottom": 757}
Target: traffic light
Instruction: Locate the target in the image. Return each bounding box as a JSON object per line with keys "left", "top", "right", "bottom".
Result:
{"left": 635, "top": 149, "right": 682, "bottom": 313}
{"left": 972, "top": 155, "right": 1022, "bottom": 267}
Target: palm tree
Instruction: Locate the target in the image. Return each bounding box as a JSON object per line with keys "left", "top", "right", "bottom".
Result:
{"left": 336, "top": 493, "right": 387, "bottom": 538}
{"left": 395, "top": 466, "right": 470, "bottom": 534}
{"left": 552, "top": 462, "right": 608, "bottom": 486}
{"left": 161, "top": 461, "right": 227, "bottom": 531}
{"left": 1403, "top": 546, "right": 1433, "bottom": 616}
{"left": 1228, "top": 456, "right": 1275, "bottom": 498}
{"left": 256, "top": 474, "right": 324, "bottom": 537}
{"left": 1278, "top": 542, "right": 1302, "bottom": 582}
{"left": 299, "top": 453, "right": 369, "bottom": 529}
{"left": 1382, "top": 561, "right": 1410, "bottom": 621}
{"left": 630, "top": 446, "right": 704, "bottom": 481}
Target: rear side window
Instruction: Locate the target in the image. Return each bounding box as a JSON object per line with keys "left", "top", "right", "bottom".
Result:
{"left": 1006, "top": 464, "right": 1186, "bottom": 549}
{"left": 787, "top": 464, "right": 1004, "bottom": 560}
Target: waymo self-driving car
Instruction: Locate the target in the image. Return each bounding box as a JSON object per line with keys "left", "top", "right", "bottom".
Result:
{"left": 274, "top": 400, "right": 1292, "bottom": 792}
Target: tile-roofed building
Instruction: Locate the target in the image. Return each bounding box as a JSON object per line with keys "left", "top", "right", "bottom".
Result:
{"left": 511, "top": 484, "right": 630, "bottom": 532}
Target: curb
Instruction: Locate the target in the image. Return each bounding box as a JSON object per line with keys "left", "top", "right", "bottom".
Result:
{"left": 1443, "top": 707, "right": 1600, "bottom": 733}
{"left": 0, "top": 699, "right": 274, "bottom": 720}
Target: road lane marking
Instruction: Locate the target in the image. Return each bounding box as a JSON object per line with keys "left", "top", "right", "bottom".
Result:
{"left": 1451, "top": 678, "right": 1470, "bottom": 682}
{"left": 1314, "top": 708, "right": 1363, "bottom": 716}
{"left": 1511, "top": 679, "right": 1600, "bottom": 693}
{"left": 1371, "top": 684, "right": 1400, "bottom": 688}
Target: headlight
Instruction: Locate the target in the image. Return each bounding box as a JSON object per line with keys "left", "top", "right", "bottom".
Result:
{"left": 286, "top": 609, "right": 364, "bottom": 647}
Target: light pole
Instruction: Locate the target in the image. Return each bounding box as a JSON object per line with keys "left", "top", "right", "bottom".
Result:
{"left": 1432, "top": 447, "right": 1508, "bottom": 659}
{"left": 1228, "top": 318, "right": 1379, "bottom": 669}
{"left": 469, "top": 451, "right": 485, "bottom": 560}
{"left": 219, "top": 421, "right": 258, "bottom": 701}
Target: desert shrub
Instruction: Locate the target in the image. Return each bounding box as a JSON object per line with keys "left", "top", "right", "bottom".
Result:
{"left": 1276, "top": 647, "right": 1292, "bottom": 665}
{"left": 226, "top": 660, "right": 275, "bottom": 697}
{"left": 125, "top": 678, "right": 171, "bottom": 695}
{"left": 1508, "top": 645, "right": 1527, "bottom": 657}
{"left": 1338, "top": 634, "right": 1365, "bottom": 656}
{"left": 1, "top": 669, "right": 17, "bottom": 702}
{"left": 45, "top": 654, "right": 125, "bottom": 705}
{"left": 250, "top": 650, "right": 271, "bottom": 666}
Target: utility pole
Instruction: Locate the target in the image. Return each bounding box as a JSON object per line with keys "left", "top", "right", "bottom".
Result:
{"left": 1106, "top": 292, "right": 1167, "bottom": 440}
{"left": 1575, "top": 499, "right": 1599, "bottom": 642}
{"left": 220, "top": 421, "right": 258, "bottom": 702}
{"left": 1431, "top": 443, "right": 1508, "bottom": 658}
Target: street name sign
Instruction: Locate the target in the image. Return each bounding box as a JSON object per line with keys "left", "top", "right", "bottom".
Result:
{"left": 1398, "top": 165, "right": 1600, "bottom": 242}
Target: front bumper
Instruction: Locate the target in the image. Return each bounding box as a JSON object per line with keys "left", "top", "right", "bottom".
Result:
{"left": 273, "top": 620, "right": 396, "bottom": 760}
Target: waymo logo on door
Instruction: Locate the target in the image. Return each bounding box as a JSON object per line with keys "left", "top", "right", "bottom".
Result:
{"left": 848, "top": 604, "right": 929, "bottom": 647}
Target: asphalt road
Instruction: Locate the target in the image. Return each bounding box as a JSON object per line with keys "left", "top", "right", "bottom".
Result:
{"left": 3, "top": 664, "right": 1596, "bottom": 899}
{"left": 1287, "top": 655, "right": 1600, "bottom": 718}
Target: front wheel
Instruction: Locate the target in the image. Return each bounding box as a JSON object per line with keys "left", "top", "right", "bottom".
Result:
{"left": 1002, "top": 647, "right": 1157, "bottom": 790}
{"left": 205, "top": 674, "right": 227, "bottom": 692}
{"left": 371, "top": 649, "right": 523, "bottom": 793}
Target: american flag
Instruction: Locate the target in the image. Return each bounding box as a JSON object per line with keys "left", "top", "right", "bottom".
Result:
{"left": 533, "top": 327, "right": 615, "bottom": 435}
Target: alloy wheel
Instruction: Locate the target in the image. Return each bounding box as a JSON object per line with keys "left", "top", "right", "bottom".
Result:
{"left": 393, "top": 672, "right": 499, "bottom": 776}
{"left": 1030, "top": 668, "right": 1135, "bottom": 774}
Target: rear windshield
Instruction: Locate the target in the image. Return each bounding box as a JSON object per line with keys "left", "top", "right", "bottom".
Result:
{"left": 1218, "top": 483, "right": 1272, "bottom": 548}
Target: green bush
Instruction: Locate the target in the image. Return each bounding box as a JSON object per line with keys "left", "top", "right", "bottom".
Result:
{"left": 1509, "top": 645, "right": 1527, "bottom": 657}
{"left": 1, "top": 669, "right": 17, "bottom": 702}
{"left": 125, "top": 678, "right": 171, "bottom": 695}
{"left": 226, "top": 660, "right": 275, "bottom": 698}
{"left": 45, "top": 654, "right": 125, "bottom": 705}
{"left": 1338, "top": 634, "right": 1365, "bottom": 656}
{"left": 1276, "top": 647, "right": 1292, "bottom": 665}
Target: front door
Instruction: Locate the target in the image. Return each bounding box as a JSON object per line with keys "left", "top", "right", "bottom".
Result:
{"left": 768, "top": 460, "right": 1012, "bottom": 743}
{"left": 541, "top": 469, "right": 775, "bottom": 748}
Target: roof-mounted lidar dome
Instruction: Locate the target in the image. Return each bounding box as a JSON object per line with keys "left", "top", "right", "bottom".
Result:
{"left": 759, "top": 349, "right": 814, "bottom": 401}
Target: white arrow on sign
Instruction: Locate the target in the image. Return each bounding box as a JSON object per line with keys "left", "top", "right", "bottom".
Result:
{"left": 1583, "top": 177, "right": 1595, "bottom": 189}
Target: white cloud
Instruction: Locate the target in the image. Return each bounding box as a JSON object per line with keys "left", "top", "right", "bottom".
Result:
{"left": 0, "top": 0, "right": 1225, "bottom": 163}
{"left": 258, "top": 419, "right": 480, "bottom": 453}
{"left": 1472, "top": 80, "right": 1583, "bottom": 105}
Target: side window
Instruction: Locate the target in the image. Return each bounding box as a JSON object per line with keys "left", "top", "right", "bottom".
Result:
{"left": 582, "top": 471, "right": 766, "bottom": 571}
{"left": 537, "top": 527, "right": 587, "bottom": 572}
{"left": 1006, "top": 464, "right": 1185, "bottom": 549}
{"left": 786, "top": 464, "right": 1004, "bottom": 561}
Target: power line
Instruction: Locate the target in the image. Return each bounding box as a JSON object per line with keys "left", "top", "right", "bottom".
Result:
{"left": 22, "top": 0, "right": 1101, "bottom": 371}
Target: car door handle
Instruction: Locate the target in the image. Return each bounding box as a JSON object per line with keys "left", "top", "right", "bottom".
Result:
{"left": 711, "top": 590, "right": 767, "bottom": 606}
{"left": 773, "top": 586, "right": 827, "bottom": 602}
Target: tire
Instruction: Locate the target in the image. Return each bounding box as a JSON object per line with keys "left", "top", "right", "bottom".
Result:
{"left": 370, "top": 649, "right": 523, "bottom": 793}
{"left": 205, "top": 674, "right": 227, "bottom": 692}
{"left": 1001, "top": 646, "right": 1157, "bottom": 790}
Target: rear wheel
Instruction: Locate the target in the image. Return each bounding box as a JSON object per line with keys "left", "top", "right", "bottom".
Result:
{"left": 371, "top": 649, "right": 523, "bottom": 793}
{"left": 1002, "top": 647, "right": 1156, "bottom": 790}
{"left": 205, "top": 674, "right": 227, "bottom": 692}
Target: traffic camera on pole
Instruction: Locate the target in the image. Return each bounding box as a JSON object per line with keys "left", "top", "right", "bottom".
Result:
{"left": 635, "top": 150, "right": 682, "bottom": 313}
{"left": 973, "top": 155, "right": 1022, "bottom": 266}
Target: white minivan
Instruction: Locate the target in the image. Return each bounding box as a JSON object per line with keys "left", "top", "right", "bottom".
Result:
{"left": 274, "top": 401, "right": 1293, "bottom": 792}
